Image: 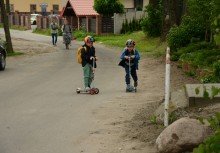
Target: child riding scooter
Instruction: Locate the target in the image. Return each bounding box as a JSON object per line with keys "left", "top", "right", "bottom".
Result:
{"left": 76, "top": 36, "right": 99, "bottom": 95}
{"left": 119, "top": 39, "right": 140, "bottom": 92}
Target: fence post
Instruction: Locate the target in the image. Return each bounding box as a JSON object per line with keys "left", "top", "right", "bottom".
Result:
{"left": 164, "top": 47, "right": 171, "bottom": 127}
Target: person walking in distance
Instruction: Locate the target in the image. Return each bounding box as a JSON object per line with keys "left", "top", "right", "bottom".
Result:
{"left": 50, "top": 19, "right": 58, "bottom": 46}
{"left": 61, "top": 20, "right": 72, "bottom": 49}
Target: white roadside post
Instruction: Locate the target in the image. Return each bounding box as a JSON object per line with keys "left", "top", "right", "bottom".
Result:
{"left": 164, "top": 47, "right": 171, "bottom": 127}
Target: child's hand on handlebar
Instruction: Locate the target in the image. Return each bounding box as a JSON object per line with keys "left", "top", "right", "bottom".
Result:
{"left": 125, "top": 56, "right": 135, "bottom": 59}
{"left": 131, "top": 55, "right": 135, "bottom": 59}
{"left": 125, "top": 56, "right": 129, "bottom": 59}
{"left": 90, "top": 56, "right": 98, "bottom": 61}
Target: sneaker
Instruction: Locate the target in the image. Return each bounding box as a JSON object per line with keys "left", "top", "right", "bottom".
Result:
{"left": 134, "top": 81, "right": 138, "bottom": 87}
{"left": 126, "top": 84, "right": 130, "bottom": 92}
{"left": 85, "top": 87, "right": 90, "bottom": 91}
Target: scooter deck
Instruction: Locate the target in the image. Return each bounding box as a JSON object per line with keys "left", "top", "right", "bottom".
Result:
{"left": 76, "top": 88, "right": 99, "bottom": 95}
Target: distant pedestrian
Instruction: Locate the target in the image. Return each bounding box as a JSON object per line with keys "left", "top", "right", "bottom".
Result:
{"left": 50, "top": 19, "right": 58, "bottom": 46}
{"left": 61, "top": 20, "right": 72, "bottom": 49}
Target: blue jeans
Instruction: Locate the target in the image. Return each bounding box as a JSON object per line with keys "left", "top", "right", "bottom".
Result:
{"left": 124, "top": 65, "right": 137, "bottom": 85}
{"left": 52, "top": 33, "right": 57, "bottom": 45}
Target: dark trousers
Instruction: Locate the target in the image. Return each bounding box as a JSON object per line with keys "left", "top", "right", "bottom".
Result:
{"left": 124, "top": 65, "right": 138, "bottom": 85}
{"left": 52, "top": 33, "right": 57, "bottom": 45}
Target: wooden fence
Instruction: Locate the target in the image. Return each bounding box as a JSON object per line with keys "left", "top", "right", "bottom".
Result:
{"left": 0, "top": 14, "right": 31, "bottom": 29}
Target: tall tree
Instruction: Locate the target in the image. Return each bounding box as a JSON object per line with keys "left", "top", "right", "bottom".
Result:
{"left": 6, "top": 0, "right": 10, "bottom": 15}
{"left": 93, "top": 0, "right": 124, "bottom": 16}
{"left": 160, "top": 0, "right": 185, "bottom": 41}
{"left": 141, "top": 0, "right": 162, "bottom": 37}
{"left": 187, "top": 0, "right": 214, "bottom": 42}
{"left": 0, "top": 0, "right": 14, "bottom": 53}
{"left": 160, "top": 0, "right": 168, "bottom": 41}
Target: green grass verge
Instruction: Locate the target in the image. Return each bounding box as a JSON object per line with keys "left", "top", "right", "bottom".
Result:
{"left": 0, "top": 24, "right": 28, "bottom": 31}
{"left": 7, "top": 51, "right": 24, "bottom": 56}
{"left": 32, "top": 28, "right": 51, "bottom": 36}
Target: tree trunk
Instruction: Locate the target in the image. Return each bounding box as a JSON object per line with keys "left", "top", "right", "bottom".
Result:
{"left": 6, "top": 0, "right": 11, "bottom": 15}
{"left": 182, "top": 0, "right": 187, "bottom": 16}
{"left": 160, "top": 0, "right": 170, "bottom": 42}
{"left": 0, "top": 0, "right": 14, "bottom": 53}
{"left": 170, "top": 0, "right": 178, "bottom": 26}
{"left": 160, "top": 0, "right": 185, "bottom": 42}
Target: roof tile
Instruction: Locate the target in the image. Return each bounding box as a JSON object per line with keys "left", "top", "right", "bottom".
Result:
{"left": 69, "top": 0, "right": 99, "bottom": 16}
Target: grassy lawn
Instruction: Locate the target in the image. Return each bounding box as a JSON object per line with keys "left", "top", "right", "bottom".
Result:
{"left": 95, "top": 31, "right": 160, "bottom": 52}
{"left": 96, "top": 31, "right": 167, "bottom": 56}
{"left": 0, "top": 24, "right": 28, "bottom": 31}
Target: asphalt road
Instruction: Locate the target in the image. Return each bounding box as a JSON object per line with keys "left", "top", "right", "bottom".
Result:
{"left": 0, "top": 29, "right": 125, "bottom": 153}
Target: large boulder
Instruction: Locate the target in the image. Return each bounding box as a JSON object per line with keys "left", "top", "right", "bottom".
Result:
{"left": 156, "top": 117, "right": 208, "bottom": 153}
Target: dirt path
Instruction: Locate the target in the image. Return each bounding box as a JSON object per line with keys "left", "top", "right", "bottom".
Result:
{"left": 79, "top": 54, "right": 200, "bottom": 153}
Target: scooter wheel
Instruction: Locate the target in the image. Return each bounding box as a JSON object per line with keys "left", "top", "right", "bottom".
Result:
{"left": 90, "top": 89, "right": 95, "bottom": 95}
{"left": 76, "top": 88, "right": 80, "bottom": 94}
{"left": 95, "top": 88, "right": 99, "bottom": 94}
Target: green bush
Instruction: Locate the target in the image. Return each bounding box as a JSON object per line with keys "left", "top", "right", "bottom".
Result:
{"left": 179, "top": 49, "right": 220, "bottom": 68}
{"left": 121, "top": 18, "right": 142, "bottom": 34}
{"left": 121, "top": 19, "right": 129, "bottom": 34}
{"left": 73, "top": 30, "right": 96, "bottom": 41}
{"left": 193, "top": 112, "right": 220, "bottom": 153}
{"left": 141, "top": 2, "right": 162, "bottom": 37}
{"left": 167, "top": 16, "right": 206, "bottom": 52}
{"left": 166, "top": 25, "right": 190, "bottom": 52}
{"left": 201, "top": 75, "right": 216, "bottom": 83}
{"left": 58, "top": 26, "right": 62, "bottom": 36}
{"left": 181, "top": 16, "right": 206, "bottom": 41}
{"left": 172, "top": 42, "right": 217, "bottom": 61}
{"left": 213, "top": 60, "right": 220, "bottom": 82}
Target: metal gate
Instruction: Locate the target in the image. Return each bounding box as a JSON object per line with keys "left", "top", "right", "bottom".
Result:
{"left": 102, "top": 16, "right": 114, "bottom": 33}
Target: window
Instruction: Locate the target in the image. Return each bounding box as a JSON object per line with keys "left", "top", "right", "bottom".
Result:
{"left": 134, "top": 0, "right": 143, "bottom": 10}
{"left": 10, "top": 4, "right": 14, "bottom": 12}
{"left": 30, "top": 4, "right": 36, "bottom": 13}
{"left": 53, "top": 5, "right": 59, "bottom": 13}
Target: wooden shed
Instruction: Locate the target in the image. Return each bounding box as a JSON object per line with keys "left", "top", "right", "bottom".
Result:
{"left": 60, "top": 0, "right": 101, "bottom": 35}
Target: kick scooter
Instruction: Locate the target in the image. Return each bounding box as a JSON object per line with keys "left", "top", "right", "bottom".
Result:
{"left": 126, "top": 56, "right": 137, "bottom": 92}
